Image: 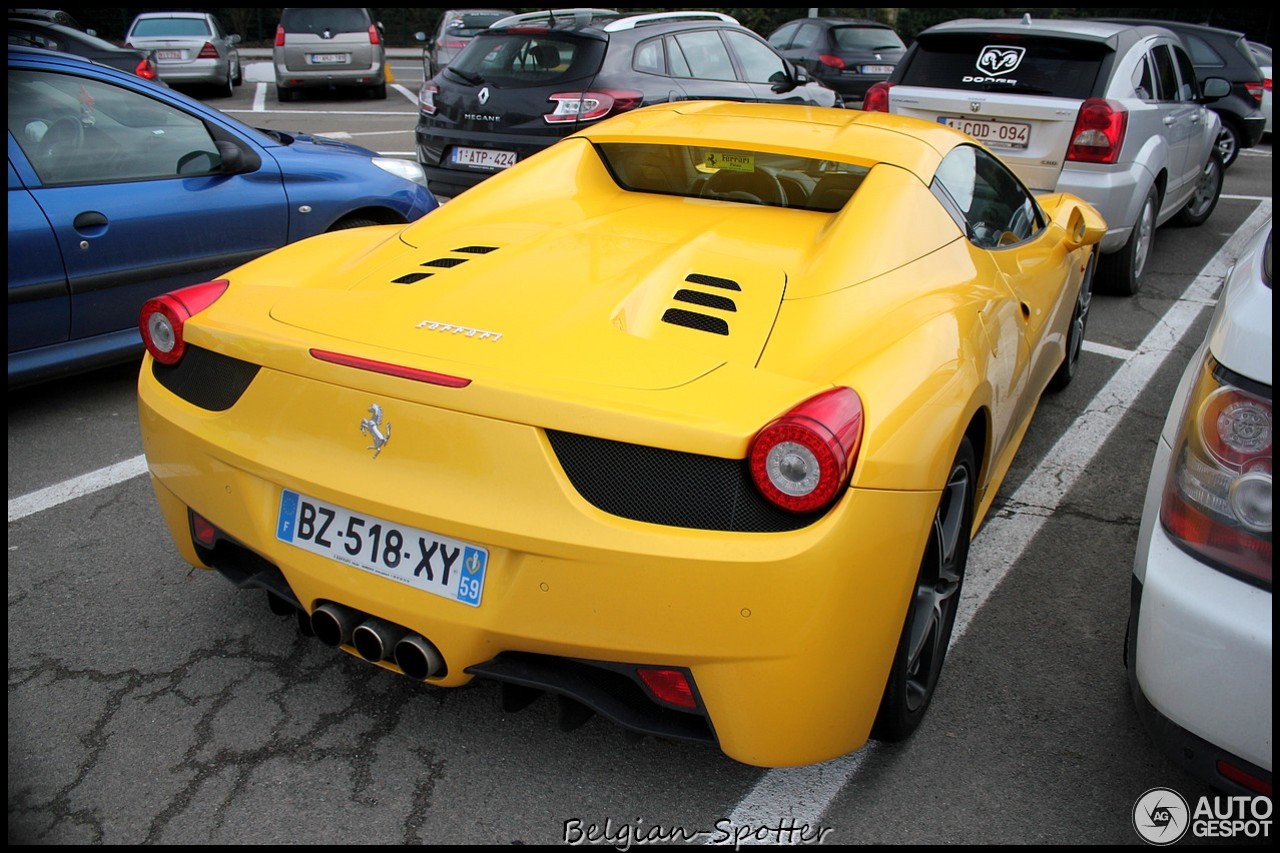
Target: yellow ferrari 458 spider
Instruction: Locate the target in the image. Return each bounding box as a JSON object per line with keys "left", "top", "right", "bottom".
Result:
{"left": 138, "top": 101, "right": 1104, "bottom": 767}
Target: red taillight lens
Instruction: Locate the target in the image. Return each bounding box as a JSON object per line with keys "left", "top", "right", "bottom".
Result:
{"left": 368, "top": 24, "right": 381, "bottom": 45}
{"left": 545, "top": 90, "right": 643, "bottom": 123}
{"left": 419, "top": 82, "right": 439, "bottom": 114}
{"left": 197, "top": 42, "right": 218, "bottom": 60}
{"left": 1066, "top": 98, "right": 1128, "bottom": 164}
{"left": 275, "top": 25, "right": 285, "bottom": 47}
{"left": 440, "top": 39, "right": 466, "bottom": 49}
{"left": 1159, "top": 355, "right": 1272, "bottom": 587}
{"left": 1245, "top": 81, "right": 1264, "bottom": 104}
{"left": 139, "top": 280, "right": 228, "bottom": 365}
{"left": 190, "top": 511, "right": 218, "bottom": 548}
{"left": 135, "top": 57, "right": 158, "bottom": 80}
{"left": 1217, "top": 759, "right": 1273, "bottom": 796}
{"left": 636, "top": 668, "right": 696, "bottom": 710}
{"left": 818, "top": 54, "right": 845, "bottom": 70}
{"left": 862, "top": 81, "right": 893, "bottom": 112}
{"left": 309, "top": 349, "right": 471, "bottom": 387}
{"left": 749, "top": 387, "right": 864, "bottom": 514}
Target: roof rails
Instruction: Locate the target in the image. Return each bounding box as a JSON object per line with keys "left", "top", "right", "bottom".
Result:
{"left": 602, "top": 11, "right": 738, "bottom": 32}
{"left": 490, "top": 8, "right": 618, "bottom": 30}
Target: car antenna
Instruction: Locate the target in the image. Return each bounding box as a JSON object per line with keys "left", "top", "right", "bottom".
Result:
{"left": 1021, "top": 13, "right": 1032, "bottom": 25}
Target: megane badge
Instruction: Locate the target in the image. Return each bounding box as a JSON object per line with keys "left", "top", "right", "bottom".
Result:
{"left": 478, "top": 86, "right": 490, "bottom": 105}
{"left": 360, "top": 403, "right": 392, "bottom": 458}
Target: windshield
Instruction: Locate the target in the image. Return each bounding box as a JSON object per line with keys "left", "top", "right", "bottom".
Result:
{"left": 832, "top": 26, "right": 905, "bottom": 52}
{"left": 596, "top": 142, "right": 871, "bottom": 212}
{"left": 130, "top": 17, "right": 212, "bottom": 38}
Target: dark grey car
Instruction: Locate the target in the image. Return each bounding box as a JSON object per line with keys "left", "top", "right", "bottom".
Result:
{"left": 415, "top": 9, "right": 840, "bottom": 199}
{"left": 416, "top": 9, "right": 514, "bottom": 78}
{"left": 766, "top": 17, "right": 906, "bottom": 103}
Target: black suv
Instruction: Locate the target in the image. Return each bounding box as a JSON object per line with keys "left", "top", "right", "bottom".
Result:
{"left": 415, "top": 9, "right": 840, "bottom": 198}
{"left": 1097, "top": 19, "right": 1266, "bottom": 167}
{"left": 766, "top": 17, "right": 906, "bottom": 103}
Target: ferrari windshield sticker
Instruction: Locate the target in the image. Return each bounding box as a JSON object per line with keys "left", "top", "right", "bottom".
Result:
{"left": 704, "top": 151, "right": 755, "bottom": 173}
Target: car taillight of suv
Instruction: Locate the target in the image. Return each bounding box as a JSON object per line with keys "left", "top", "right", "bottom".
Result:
{"left": 1066, "top": 99, "right": 1128, "bottom": 164}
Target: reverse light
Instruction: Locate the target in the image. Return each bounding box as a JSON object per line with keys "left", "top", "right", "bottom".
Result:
{"left": 545, "top": 90, "right": 643, "bottom": 123}
{"left": 636, "top": 668, "right": 696, "bottom": 710}
{"left": 818, "top": 54, "right": 845, "bottom": 70}
{"left": 139, "top": 280, "right": 229, "bottom": 365}
{"left": 749, "top": 387, "right": 864, "bottom": 514}
{"left": 419, "top": 81, "right": 439, "bottom": 115}
{"left": 862, "top": 81, "right": 893, "bottom": 112}
{"left": 1066, "top": 98, "right": 1128, "bottom": 164}
{"left": 1160, "top": 356, "right": 1272, "bottom": 587}
{"left": 197, "top": 42, "right": 219, "bottom": 60}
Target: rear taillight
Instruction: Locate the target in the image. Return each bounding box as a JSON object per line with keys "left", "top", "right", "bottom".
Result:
{"left": 636, "top": 668, "right": 697, "bottom": 710}
{"left": 197, "top": 42, "right": 218, "bottom": 60}
{"left": 439, "top": 39, "right": 466, "bottom": 49}
{"left": 818, "top": 54, "right": 845, "bottom": 70}
{"left": 419, "top": 82, "right": 438, "bottom": 115}
{"left": 1244, "top": 80, "right": 1264, "bottom": 104}
{"left": 749, "top": 387, "right": 863, "bottom": 514}
{"left": 544, "top": 90, "right": 643, "bottom": 123}
{"left": 368, "top": 24, "right": 381, "bottom": 45}
{"left": 275, "top": 25, "right": 285, "bottom": 47}
{"left": 1066, "top": 98, "right": 1128, "bottom": 164}
{"left": 862, "top": 81, "right": 893, "bottom": 112}
{"left": 139, "top": 280, "right": 228, "bottom": 365}
{"left": 135, "top": 57, "right": 158, "bottom": 80}
{"left": 1159, "top": 355, "right": 1272, "bottom": 588}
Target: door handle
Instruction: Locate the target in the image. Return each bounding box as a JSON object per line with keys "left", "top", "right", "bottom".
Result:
{"left": 73, "top": 211, "right": 108, "bottom": 230}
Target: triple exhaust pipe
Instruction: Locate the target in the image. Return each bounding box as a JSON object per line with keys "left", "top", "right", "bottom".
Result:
{"left": 310, "top": 602, "right": 445, "bottom": 680}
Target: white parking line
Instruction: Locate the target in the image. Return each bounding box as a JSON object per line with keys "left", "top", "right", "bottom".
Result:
{"left": 8, "top": 455, "right": 148, "bottom": 523}
{"left": 1082, "top": 340, "right": 1136, "bottom": 360}
{"left": 717, "top": 197, "right": 1271, "bottom": 839}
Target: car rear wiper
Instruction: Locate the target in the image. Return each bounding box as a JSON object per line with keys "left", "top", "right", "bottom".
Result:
{"left": 447, "top": 67, "right": 484, "bottom": 86}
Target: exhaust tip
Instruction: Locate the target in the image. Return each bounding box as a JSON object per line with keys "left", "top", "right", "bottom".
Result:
{"left": 394, "top": 634, "right": 446, "bottom": 680}
{"left": 312, "top": 602, "right": 359, "bottom": 647}
{"left": 352, "top": 618, "right": 406, "bottom": 663}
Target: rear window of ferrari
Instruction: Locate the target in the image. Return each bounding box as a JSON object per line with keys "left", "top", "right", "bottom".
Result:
{"left": 596, "top": 142, "right": 872, "bottom": 212}
{"left": 900, "top": 33, "right": 1111, "bottom": 100}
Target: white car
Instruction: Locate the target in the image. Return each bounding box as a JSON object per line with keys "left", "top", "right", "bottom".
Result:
{"left": 125, "top": 11, "right": 241, "bottom": 97}
{"left": 1248, "top": 41, "right": 1272, "bottom": 136}
{"left": 1128, "top": 217, "right": 1272, "bottom": 797}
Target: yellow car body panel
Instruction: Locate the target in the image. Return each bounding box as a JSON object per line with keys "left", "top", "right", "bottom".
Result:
{"left": 137, "top": 101, "right": 1103, "bottom": 766}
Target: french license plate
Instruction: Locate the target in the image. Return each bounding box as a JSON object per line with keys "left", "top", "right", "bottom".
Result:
{"left": 310, "top": 53, "right": 348, "bottom": 64}
{"left": 860, "top": 64, "right": 894, "bottom": 74}
{"left": 450, "top": 146, "right": 517, "bottom": 170}
{"left": 940, "top": 116, "right": 1031, "bottom": 150}
{"left": 156, "top": 49, "right": 183, "bottom": 60}
{"left": 276, "top": 489, "right": 488, "bottom": 607}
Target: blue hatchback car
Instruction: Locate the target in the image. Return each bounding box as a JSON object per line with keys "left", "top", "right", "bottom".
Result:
{"left": 8, "top": 47, "right": 438, "bottom": 388}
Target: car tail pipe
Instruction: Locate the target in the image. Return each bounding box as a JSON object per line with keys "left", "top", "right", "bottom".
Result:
{"left": 311, "top": 602, "right": 362, "bottom": 648}
{"left": 352, "top": 617, "right": 409, "bottom": 663}
{"left": 394, "top": 634, "right": 446, "bottom": 680}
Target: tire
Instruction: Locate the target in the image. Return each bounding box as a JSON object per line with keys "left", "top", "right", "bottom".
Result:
{"left": 1173, "top": 151, "right": 1224, "bottom": 227}
{"left": 329, "top": 216, "right": 381, "bottom": 231}
{"left": 369, "top": 83, "right": 388, "bottom": 100}
{"left": 871, "top": 436, "right": 975, "bottom": 742}
{"left": 1048, "top": 248, "right": 1096, "bottom": 392}
{"left": 1097, "top": 184, "right": 1158, "bottom": 297}
{"left": 1215, "top": 119, "right": 1241, "bottom": 168}
{"left": 232, "top": 59, "right": 243, "bottom": 86}
{"left": 219, "top": 72, "right": 234, "bottom": 99}
{"left": 276, "top": 86, "right": 295, "bottom": 103}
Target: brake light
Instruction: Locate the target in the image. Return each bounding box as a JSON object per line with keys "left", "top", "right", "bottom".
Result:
{"left": 862, "top": 81, "right": 893, "bottom": 112}
{"left": 135, "top": 57, "right": 158, "bottom": 80}
{"left": 197, "top": 42, "right": 218, "bottom": 60}
{"left": 749, "top": 387, "right": 863, "bottom": 514}
{"left": 439, "top": 39, "right": 467, "bottom": 49}
{"left": 1159, "top": 356, "right": 1272, "bottom": 587}
{"left": 1066, "top": 98, "right": 1127, "bottom": 164}
{"left": 419, "top": 82, "right": 438, "bottom": 115}
{"left": 139, "top": 280, "right": 229, "bottom": 365}
{"left": 1244, "top": 80, "right": 1264, "bottom": 104}
{"left": 368, "top": 24, "right": 381, "bottom": 45}
{"left": 818, "top": 54, "right": 845, "bottom": 70}
{"left": 275, "top": 25, "right": 285, "bottom": 47}
{"left": 545, "top": 90, "right": 643, "bottom": 123}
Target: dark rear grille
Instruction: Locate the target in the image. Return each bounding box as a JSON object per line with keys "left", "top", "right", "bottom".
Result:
{"left": 673, "top": 288, "right": 736, "bottom": 312}
{"left": 152, "top": 345, "right": 259, "bottom": 411}
{"left": 393, "top": 272, "right": 434, "bottom": 284}
{"left": 454, "top": 245, "right": 498, "bottom": 254}
{"left": 661, "top": 308, "right": 728, "bottom": 335}
{"left": 546, "top": 430, "right": 821, "bottom": 532}
{"left": 685, "top": 273, "right": 740, "bottom": 291}
{"left": 423, "top": 257, "right": 468, "bottom": 268}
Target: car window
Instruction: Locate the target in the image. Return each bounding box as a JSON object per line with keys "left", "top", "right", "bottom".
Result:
{"left": 831, "top": 26, "right": 905, "bottom": 51}
{"left": 130, "top": 17, "right": 212, "bottom": 38}
{"left": 632, "top": 37, "right": 664, "bottom": 75}
{"left": 899, "top": 33, "right": 1109, "bottom": 99}
{"left": 279, "top": 8, "right": 371, "bottom": 35}
{"left": 1180, "top": 33, "right": 1226, "bottom": 68}
{"left": 452, "top": 34, "right": 594, "bottom": 85}
{"left": 8, "top": 69, "right": 220, "bottom": 186}
{"left": 1152, "top": 45, "right": 1180, "bottom": 102}
{"left": 439, "top": 12, "right": 509, "bottom": 39}
{"left": 793, "top": 23, "right": 822, "bottom": 51}
{"left": 1133, "top": 52, "right": 1157, "bottom": 100}
{"left": 1172, "top": 46, "right": 1201, "bottom": 101}
{"left": 8, "top": 26, "right": 64, "bottom": 51}
{"left": 670, "top": 30, "right": 735, "bottom": 82}
{"left": 767, "top": 22, "right": 799, "bottom": 50}
{"left": 932, "top": 145, "right": 1044, "bottom": 249}
{"left": 723, "top": 30, "right": 786, "bottom": 85}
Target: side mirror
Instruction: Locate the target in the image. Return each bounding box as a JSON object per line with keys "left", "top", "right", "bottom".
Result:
{"left": 1042, "top": 193, "right": 1106, "bottom": 251}
{"left": 1200, "top": 77, "right": 1231, "bottom": 103}
{"left": 414, "top": 31, "right": 427, "bottom": 43}
{"left": 793, "top": 63, "right": 812, "bottom": 84}
{"left": 228, "top": 34, "right": 241, "bottom": 46}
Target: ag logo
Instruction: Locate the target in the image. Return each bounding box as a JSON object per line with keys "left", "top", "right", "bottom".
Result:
{"left": 1133, "top": 787, "right": 1190, "bottom": 845}
{"left": 975, "top": 45, "right": 1026, "bottom": 78}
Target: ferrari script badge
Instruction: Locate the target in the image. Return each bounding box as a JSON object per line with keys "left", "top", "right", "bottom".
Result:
{"left": 360, "top": 403, "right": 391, "bottom": 458}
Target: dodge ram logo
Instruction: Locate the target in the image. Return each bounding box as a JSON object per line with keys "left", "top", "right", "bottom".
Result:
{"left": 975, "top": 46, "right": 1025, "bottom": 78}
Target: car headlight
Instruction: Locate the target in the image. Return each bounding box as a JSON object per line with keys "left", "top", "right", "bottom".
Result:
{"left": 373, "top": 156, "right": 428, "bottom": 188}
